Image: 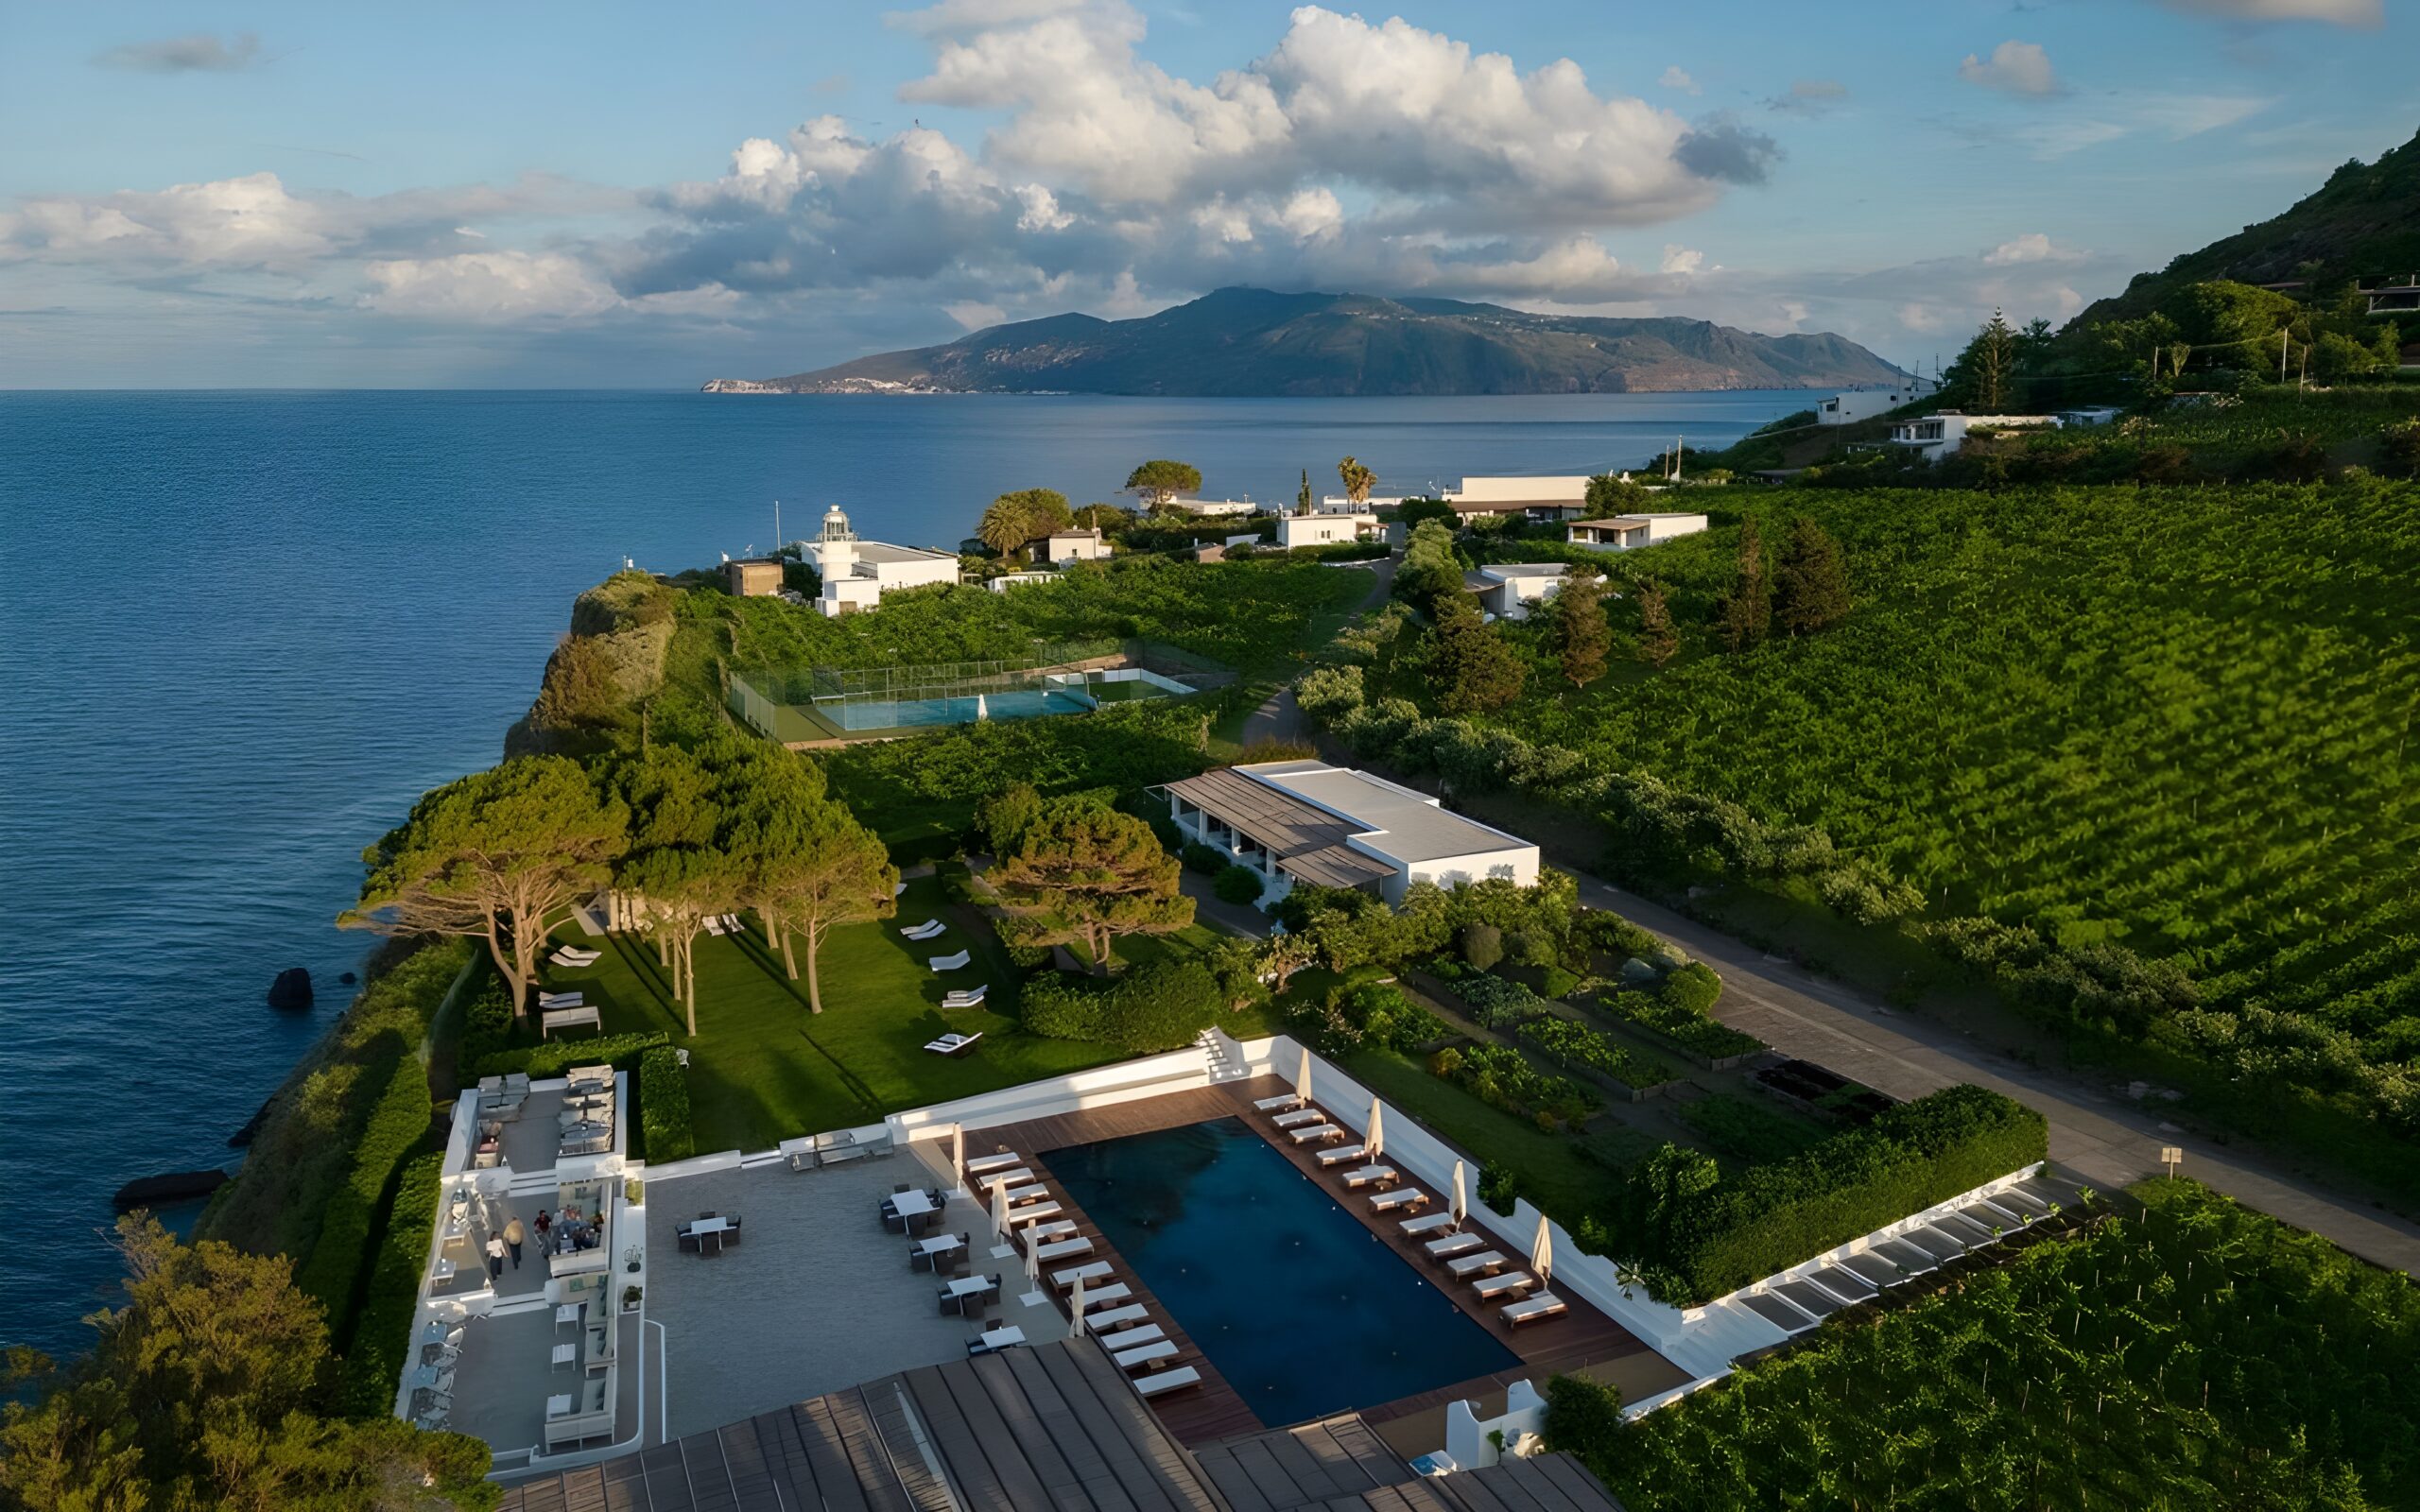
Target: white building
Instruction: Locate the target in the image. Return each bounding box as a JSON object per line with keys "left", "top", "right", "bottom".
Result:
{"left": 1886, "top": 412, "right": 2061, "bottom": 461}
{"left": 2055, "top": 405, "right": 2123, "bottom": 427}
{"left": 1278, "top": 512, "right": 1386, "bottom": 549}
{"left": 1163, "top": 760, "right": 1540, "bottom": 909}
{"left": 1037, "top": 527, "right": 1111, "bottom": 565}
{"left": 1162, "top": 497, "right": 1260, "bottom": 518}
{"left": 987, "top": 571, "right": 1062, "bottom": 593}
{"left": 1318, "top": 494, "right": 1408, "bottom": 514}
{"left": 1566, "top": 513, "right": 1708, "bottom": 551}
{"left": 1442, "top": 476, "right": 1592, "bottom": 523}
{"left": 794, "top": 504, "right": 960, "bottom": 617}
{"left": 1814, "top": 377, "right": 1938, "bottom": 426}
{"left": 1464, "top": 562, "right": 1570, "bottom": 621}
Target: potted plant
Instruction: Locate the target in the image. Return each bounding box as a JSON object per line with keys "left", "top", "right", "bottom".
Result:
{"left": 621, "top": 1284, "right": 642, "bottom": 1314}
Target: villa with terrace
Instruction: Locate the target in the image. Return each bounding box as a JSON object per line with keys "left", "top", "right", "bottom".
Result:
{"left": 1160, "top": 761, "right": 1541, "bottom": 909}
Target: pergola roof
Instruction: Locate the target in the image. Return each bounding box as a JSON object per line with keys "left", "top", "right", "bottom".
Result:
{"left": 1165, "top": 768, "right": 1394, "bottom": 890}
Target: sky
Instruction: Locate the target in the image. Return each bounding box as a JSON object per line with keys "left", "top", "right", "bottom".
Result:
{"left": 0, "top": 0, "right": 2411, "bottom": 387}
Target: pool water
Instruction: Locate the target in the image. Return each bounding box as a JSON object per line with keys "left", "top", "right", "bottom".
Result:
{"left": 1046, "top": 1118, "right": 1519, "bottom": 1428}
{"left": 833, "top": 687, "right": 1092, "bottom": 729}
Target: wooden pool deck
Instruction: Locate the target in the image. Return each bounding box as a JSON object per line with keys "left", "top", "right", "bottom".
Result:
{"left": 964, "top": 1074, "right": 1686, "bottom": 1449}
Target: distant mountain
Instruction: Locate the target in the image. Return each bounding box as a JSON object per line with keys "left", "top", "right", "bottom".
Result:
{"left": 704, "top": 287, "right": 1907, "bottom": 397}
{"left": 2066, "top": 124, "right": 2420, "bottom": 333}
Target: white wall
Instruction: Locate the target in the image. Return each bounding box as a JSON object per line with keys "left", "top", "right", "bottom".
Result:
{"left": 1279, "top": 514, "right": 1378, "bottom": 548}
{"left": 1447, "top": 476, "right": 1591, "bottom": 505}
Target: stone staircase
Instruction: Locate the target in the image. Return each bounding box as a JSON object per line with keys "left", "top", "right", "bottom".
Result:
{"left": 1196, "top": 1028, "right": 1253, "bottom": 1084}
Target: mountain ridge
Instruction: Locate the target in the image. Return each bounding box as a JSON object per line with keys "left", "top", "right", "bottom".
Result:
{"left": 705, "top": 286, "right": 1908, "bottom": 397}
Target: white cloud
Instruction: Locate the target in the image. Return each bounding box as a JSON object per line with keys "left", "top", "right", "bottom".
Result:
{"left": 1659, "top": 65, "right": 1701, "bottom": 95}
{"left": 943, "top": 299, "right": 1008, "bottom": 330}
{"left": 1775, "top": 300, "right": 1808, "bottom": 332}
{"left": 1661, "top": 244, "right": 1705, "bottom": 275}
{"left": 1958, "top": 41, "right": 2063, "bottom": 97}
{"left": 1899, "top": 302, "right": 1945, "bottom": 332}
{"left": 2016, "top": 119, "right": 2129, "bottom": 160}
{"left": 2054, "top": 284, "right": 2085, "bottom": 319}
{"left": 2135, "top": 93, "right": 2274, "bottom": 139}
{"left": 2152, "top": 0, "right": 2381, "bottom": 25}
{"left": 362, "top": 251, "right": 621, "bottom": 320}
{"left": 1982, "top": 232, "right": 2086, "bottom": 265}
{"left": 93, "top": 32, "right": 262, "bottom": 73}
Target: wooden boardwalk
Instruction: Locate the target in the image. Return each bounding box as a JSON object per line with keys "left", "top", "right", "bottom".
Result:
{"left": 962, "top": 1074, "right": 1685, "bottom": 1450}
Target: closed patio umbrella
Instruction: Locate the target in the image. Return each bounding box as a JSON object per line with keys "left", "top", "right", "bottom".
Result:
{"left": 1295, "top": 1045, "right": 1313, "bottom": 1105}
{"left": 1025, "top": 1229, "right": 1043, "bottom": 1284}
{"left": 1365, "top": 1098, "right": 1385, "bottom": 1163}
{"left": 1531, "top": 1213, "right": 1554, "bottom": 1287}
{"left": 1452, "top": 1160, "right": 1467, "bottom": 1227}
{"left": 991, "top": 1178, "right": 1011, "bottom": 1241}
{"left": 951, "top": 1124, "right": 965, "bottom": 1196}
{"left": 1068, "top": 1273, "right": 1088, "bottom": 1335}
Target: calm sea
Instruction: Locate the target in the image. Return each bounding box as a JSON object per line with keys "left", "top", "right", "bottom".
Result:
{"left": 0, "top": 387, "right": 1797, "bottom": 1358}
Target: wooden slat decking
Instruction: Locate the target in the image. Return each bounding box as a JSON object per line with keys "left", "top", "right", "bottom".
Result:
{"left": 966, "top": 1074, "right": 1684, "bottom": 1451}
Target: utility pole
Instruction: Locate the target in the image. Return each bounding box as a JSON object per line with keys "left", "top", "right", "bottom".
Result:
{"left": 2280, "top": 329, "right": 2290, "bottom": 384}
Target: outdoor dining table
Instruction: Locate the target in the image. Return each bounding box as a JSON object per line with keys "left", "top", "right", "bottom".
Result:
{"left": 916, "top": 1232, "right": 967, "bottom": 1260}
{"left": 889, "top": 1190, "right": 936, "bottom": 1219}
{"left": 977, "top": 1325, "right": 1026, "bottom": 1350}
{"left": 943, "top": 1274, "right": 999, "bottom": 1301}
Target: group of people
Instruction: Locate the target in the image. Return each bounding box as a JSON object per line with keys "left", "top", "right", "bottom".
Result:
{"left": 479, "top": 1205, "right": 601, "bottom": 1279}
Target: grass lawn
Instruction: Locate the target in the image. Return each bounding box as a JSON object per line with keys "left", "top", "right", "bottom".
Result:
{"left": 1340, "top": 1045, "right": 1628, "bottom": 1226}
{"left": 538, "top": 874, "right": 1129, "bottom": 1156}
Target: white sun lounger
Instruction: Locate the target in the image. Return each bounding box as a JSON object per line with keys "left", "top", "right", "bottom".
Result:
{"left": 1086, "top": 1303, "right": 1148, "bottom": 1331}
{"left": 1270, "top": 1108, "right": 1324, "bottom": 1129}
{"left": 1253, "top": 1092, "right": 1305, "bottom": 1112}
{"left": 538, "top": 990, "right": 584, "bottom": 1007}
{"left": 924, "top": 1032, "right": 983, "bottom": 1056}
{"left": 942, "top": 986, "right": 989, "bottom": 1007}
{"left": 1399, "top": 1212, "right": 1457, "bottom": 1237}
{"left": 1502, "top": 1292, "right": 1568, "bottom": 1326}
{"left": 1313, "top": 1144, "right": 1367, "bottom": 1168}
{"left": 722, "top": 914, "right": 743, "bottom": 932}
{"left": 1001, "top": 1184, "right": 1048, "bottom": 1206}
{"left": 1369, "top": 1188, "right": 1429, "bottom": 1213}
{"left": 900, "top": 919, "right": 945, "bottom": 939}
{"left": 966, "top": 1152, "right": 1023, "bottom": 1177}
{"left": 1134, "top": 1367, "right": 1201, "bottom": 1399}
{"left": 1446, "top": 1249, "right": 1508, "bottom": 1279}
{"left": 1426, "top": 1232, "right": 1487, "bottom": 1261}
{"left": 1079, "top": 1283, "right": 1134, "bottom": 1311}
{"left": 1114, "top": 1339, "right": 1181, "bottom": 1372}
{"left": 705, "top": 917, "right": 728, "bottom": 936}
{"left": 1052, "top": 1261, "right": 1111, "bottom": 1290}
{"left": 1018, "top": 1221, "right": 1079, "bottom": 1246}
{"left": 1035, "top": 1237, "right": 1094, "bottom": 1263}
{"left": 1091, "top": 1322, "right": 1162, "bottom": 1350}
{"left": 928, "top": 950, "right": 972, "bottom": 971}
{"left": 549, "top": 947, "right": 600, "bottom": 968}
{"left": 894, "top": 881, "right": 908, "bottom": 897}
{"left": 1471, "top": 1270, "right": 1535, "bottom": 1301}
{"left": 1341, "top": 1165, "right": 1397, "bottom": 1190}
{"left": 977, "top": 1167, "right": 1032, "bottom": 1192}
{"left": 542, "top": 1005, "right": 599, "bottom": 1039}
{"left": 1287, "top": 1124, "right": 1346, "bottom": 1145}
{"left": 1005, "top": 1202, "right": 1064, "bottom": 1229}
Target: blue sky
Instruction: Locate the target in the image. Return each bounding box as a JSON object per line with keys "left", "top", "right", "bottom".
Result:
{"left": 0, "top": 0, "right": 2411, "bottom": 386}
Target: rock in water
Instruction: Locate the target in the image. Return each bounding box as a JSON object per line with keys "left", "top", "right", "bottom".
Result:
{"left": 113, "top": 1169, "right": 229, "bottom": 1211}
{"left": 267, "top": 967, "right": 313, "bottom": 1011}
{"left": 338, "top": 971, "right": 357, "bottom": 985}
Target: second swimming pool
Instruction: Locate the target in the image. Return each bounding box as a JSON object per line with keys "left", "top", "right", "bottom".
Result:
{"left": 1044, "top": 1117, "right": 1519, "bottom": 1429}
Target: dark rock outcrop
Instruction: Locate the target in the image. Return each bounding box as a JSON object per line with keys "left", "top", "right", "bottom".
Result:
{"left": 267, "top": 967, "right": 313, "bottom": 1011}
{"left": 113, "top": 1169, "right": 229, "bottom": 1211}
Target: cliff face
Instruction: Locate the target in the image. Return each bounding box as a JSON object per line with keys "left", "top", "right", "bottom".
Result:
{"left": 706, "top": 288, "right": 1908, "bottom": 397}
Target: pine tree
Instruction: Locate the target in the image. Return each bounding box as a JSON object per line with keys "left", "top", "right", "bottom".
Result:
{"left": 1773, "top": 515, "right": 1853, "bottom": 635}
{"left": 1715, "top": 517, "right": 1772, "bottom": 652}
{"left": 1636, "top": 577, "right": 1678, "bottom": 668}
{"left": 1957, "top": 308, "right": 2020, "bottom": 411}
{"left": 1426, "top": 595, "right": 1526, "bottom": 713}
{"left": 1551, "top": 565, "right": 1612, "bottom": 687}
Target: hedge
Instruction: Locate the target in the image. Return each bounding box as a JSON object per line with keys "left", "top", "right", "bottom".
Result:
{"left": 467, "top": 1030, "right": 670, "bottom": 1082}
{"left": 296, "top": 1054, "right": 434, "bottom": 1337}
{"left": 1629, "top": 1084, "right": 2048, "bottom": 1303}
{"left": 1023, "top": 961, "right": 1221, "bottom": 1052}
{"left": 339, "top": 1150, "right": 444, "bottom": 1416}
{"left": 639, "top": 1046, "right": 694, "bottom": 1162}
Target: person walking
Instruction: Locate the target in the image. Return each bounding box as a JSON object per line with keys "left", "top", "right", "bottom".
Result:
{"left": 534, "top": 1209, "right": 551, "bottom": 1241}
{"left": 485, "top": 1232, "right": 506, "bottom": 1280}
{"left": 503, "top": 1215, "right": 527, "bottom": 1269}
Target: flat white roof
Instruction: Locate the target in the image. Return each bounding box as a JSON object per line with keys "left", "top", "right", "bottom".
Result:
{"left": 1236, "top": 761, "right": 1536, "bottom": 866}
{"left": 855, "top": 541, "right": 958, "bottom": 564}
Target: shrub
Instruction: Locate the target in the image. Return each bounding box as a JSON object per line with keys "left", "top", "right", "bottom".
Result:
{"left": 1518, "top": 1015, "right": 1669, "bottom": 1090}
{"left": 469, "top": 1031, "right": 670, "bottom": 1082}
{"left": 1625, "top": 1084, "right": 2048, "bottom": 1303}
{"left": 1451, "top": 971, "right": 1555, "bottom": 1030}
{"left": 1591, "top": 964, "right": 1765, "bottom": 1061}
{"left": 1663, "top": 962, "right": 1721, "bottom": 1017}
{"left": 1539, "top": 965, "right": 1582, "bottom": 1000}
{"left": 296, "top": 1056, "right": 433, "bottom": 1336}
{"left": 1022, "top": 961, "right": 1222, "bottom": 1052}
{"left": 1478, "top": 1163, "right": 1528, "bottom": 1211}
{"left": 1213, "top": 864, "right": 1265, "bottom": 905}
{"left": 1460, "top": 922, "right": 1504, "bottom": 972}
{"left": 459, "top": 971, "right": 515, "bottom": 1067}
{"left": 339, "top": 1151, "right": 445, "bottom": 1414}
{"left": 1435, "top": 1042, "right": 1600, "bottom": 1125}
{"left": 1180, "top": 840, "right": 1229, "bottom": 875}
{"left": 638, "top": 1046, "right": 694, "bottom": 1162}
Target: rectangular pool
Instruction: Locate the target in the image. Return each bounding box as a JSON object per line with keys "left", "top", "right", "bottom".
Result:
{"left": 1045, "top": 1118, "right": 1519, "bottom": 1428}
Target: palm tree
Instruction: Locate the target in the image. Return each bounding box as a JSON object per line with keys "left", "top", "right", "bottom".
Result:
{"left": 1337, "top": 455, "right": 1375, "bottom": 508}
{"left": 976, "top": 496, "right": 1032, "bottom": 557}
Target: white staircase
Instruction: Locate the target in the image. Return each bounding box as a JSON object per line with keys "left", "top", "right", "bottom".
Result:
{"left": 1196, "top": 1028, "right": 1253, "bottom": 1084}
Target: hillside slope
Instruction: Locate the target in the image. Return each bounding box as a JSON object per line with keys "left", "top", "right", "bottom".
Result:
{"left": 708, "top": 287, "right": 1906, "bottom": 397}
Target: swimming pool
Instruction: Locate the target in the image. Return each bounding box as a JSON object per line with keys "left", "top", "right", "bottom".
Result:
{"left": 1045, "top": 1118, "right": 1519, "bottom": 1428}
{"left": 818, "top": 666, "right": 1193, "bottom": 730}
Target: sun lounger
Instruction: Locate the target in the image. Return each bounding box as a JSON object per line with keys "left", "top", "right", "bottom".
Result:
{"left": 1052, "top": 1261, "right": 1111, "bottom": 1290}
{"left": 542, "top": 1005, "right": 599, "bottom": 1039}
{"left": 1399, "top": 1211, "right": 1457, "bottom": 1237}
{"left": 1341, "top": 1165, "right": 1398, "bottom": 1190}
{"left": 1369, "top": 1188, "right": 1428, "bottom": 1213}
{"left": 1134, "top": 1366, "right": 1201, "bottom": 1399}
{"left": 941, "top": 985, "right": 989, "bottom": 1007}
{"left": 1313, "top": 1143, "right": 1367, "bottom": 1168}
{"left": 538, "top": 990, "right": 584, "bottom": 1007}
{"left": 1287, "top": 1124, "right": 1346, "bottom": 1145}
{"left": 977, "top": 1167, "right": 1032, "bottom": 1192}
{"left": 722, "top": 914, "right": 743, "bottom": 933}
{"left": 894, "top": 881, "right": 908, "bottom": 897}
{"left": 1090, "top": 1322, "right": 1162, "bottom": 1350}
{"left": 966, "top": 1152, "right": 1023, "bottom": 1177}
{"left": 1253, "top": 1092, "right": 1306, "bottom": 1112}
{"left": 1006, "top": 1202, "right": 1063, "bottom": 1228}
{"left": 705, "top": 916, "right": 728, "bottom": 936}
{"left": 1270, "top": 1108, "right": 1324, "bottom": 1129}
{"left": 1086, "top": 1303, "right": 1148, "bottom": 1331}
{"left": 1002, "top": 1184, "right": 1048, "bottom": 1206}
{"left": 1018, "top": 1220, "right": 1079, "bottom": 1246}
{"left": 1114, "top": 1339, "right": 1180, "bottom": 1372}
{"left": 1035, "top": 1236, "right": 1094, "bottom": 1263}
{"left": 928, "top": 950, "right": 971, "bottom": 971}
{"left": 1426, "top": 1232, "right": 1487, "bottom": 1261}
{"left": 1446, "top": 1249, "right": 1508, "bottom": 1280}
{"left": 900, "top": 919, "right": 944, "bottom": 938}
{"left": 1502, "top": 1292, "right": 1567, "bottom": 1327}
{"left": 549, "top": 947, "right": 600, "bottom": 968}
{"left": 1078, "top": 1282, "right": 1134, "bottom": 1311}
{"left": 923, "top": 1032, "right": 983, "bottom": 1056}
{"left": 1471, "top": 1270, "right": 1535, "bottom": 1301}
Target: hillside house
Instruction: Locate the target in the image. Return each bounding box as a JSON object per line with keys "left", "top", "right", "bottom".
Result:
{"left": 1038, "top": 527, "right": 1111, "bottom": 565}
{"left": 721, "top": 558, "right": 785, "bottom": 597}
{"left": 1814, "top": 376, "right": 1939, "bottom": 426}
{"left": 1463, "top": 562, "right": 1570, "bottom": 621}
{"left": 1442, "top": 476, "right": 1592, "bottom": 523}
{"left": 1886, "top": 411, "right": 2061, "bottom": 461}
{"left": 1161, "top": 497, "right": 1260, "bottom": 518}
{"left": 1279, "top": 512, "right": 1386, "bottom": 549}
{"left": 1566, "top": 513, "right": 1708, "bottom": 551}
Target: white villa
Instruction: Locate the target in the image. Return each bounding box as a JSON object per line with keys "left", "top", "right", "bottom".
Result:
{"left": 987, "top": 571, "right": 1063, "bottom": 593}
{"left": 1886, "top": 411, "right": 2061, "bottom": 461}
{"left": 1161, "top": 497, "right": 1261, "bottom": 518}
{"left": 794, "top": 504, "right": 959, "bottom": 616}
{"left": 1318, "top": 493, "right": 1408, "bottom": 513}
{"left": 1442, "top": 476, "right": 1593, "bottom": 523}
{"left": 1464, "top": 562, "right": 1571, "bottom": 622}
{"left": 1163, "top": 759, "right": 1540, "bottom": 909}
{"left": 1565, "top": 513, "right": 1708, "bottom": 552}
{"left": 1038, "top": 527, "right": 1112, "bottom": 565}
{"left": 1814, "top": 376, "right": 1938, "bottom": 426}
{"left": 1278, "top": 512, "right": 1387, "bottom": 549}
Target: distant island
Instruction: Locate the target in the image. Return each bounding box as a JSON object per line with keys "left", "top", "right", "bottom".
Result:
{"left": 702, "top": 286, "right": 1908, "bottom": 398}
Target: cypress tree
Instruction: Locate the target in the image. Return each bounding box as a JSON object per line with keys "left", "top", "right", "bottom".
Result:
{"left": 1636, "top": 577, "right": 1679, "bottom": 668}
{"left": 1773, "top": 515, "right": 1853, "bottom": 635}
{"left": 1551, "top": 564, "right": 1613, "bottom": 687}
{"left": 1716, "top": 517, "right": 1772, "bottom": 652}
